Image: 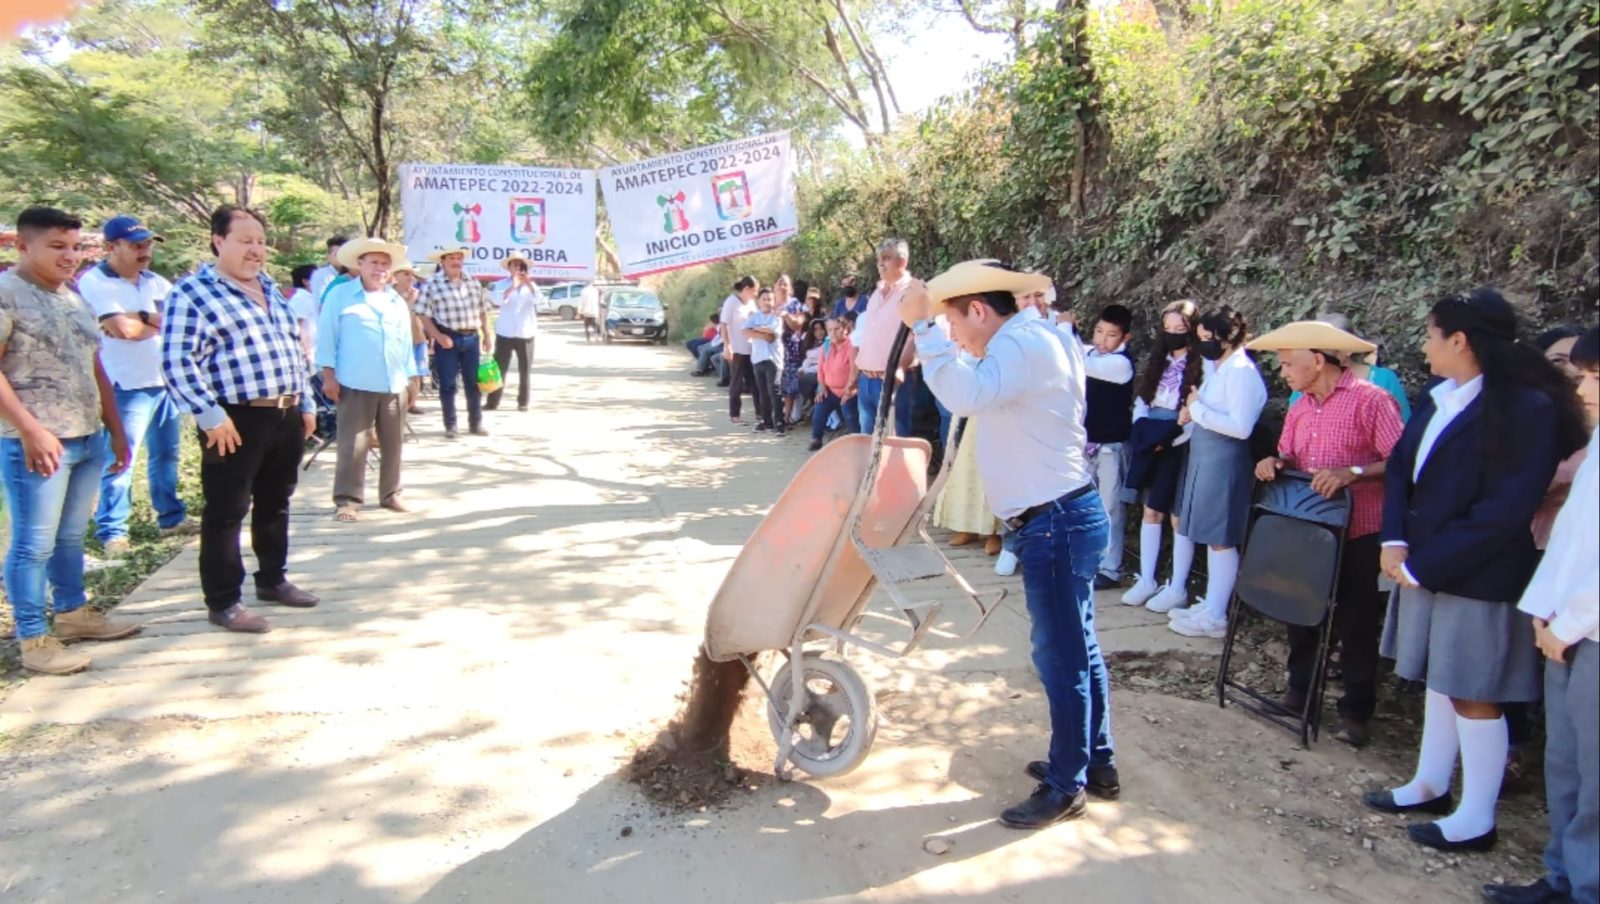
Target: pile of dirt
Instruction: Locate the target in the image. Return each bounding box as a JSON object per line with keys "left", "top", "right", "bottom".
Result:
{"left": 623, "top": 647, "right": 776, "bottom": 811}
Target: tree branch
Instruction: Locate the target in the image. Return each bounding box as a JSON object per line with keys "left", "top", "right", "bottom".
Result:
{"left": 705, "top": 1, "right": 872, "bottom": 136}
{"left": 830, "top": 0, "right": 893, "bottom": 132}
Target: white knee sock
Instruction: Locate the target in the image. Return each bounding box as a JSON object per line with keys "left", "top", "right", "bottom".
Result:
{"left": 1200, "top": 547, "right": 1239, "bottom": 621}
{"left": 1391, "top": 689, "right": 1460, "bottom": 805}
{"left": 1167, "top": 533, "right": 1195, "bottom": 589}
{"left": 1138, "top": 523, "right": 1162, "bottom": 584}
{"left": 1433, "top": 715, "right": 1507, "bottom": 840}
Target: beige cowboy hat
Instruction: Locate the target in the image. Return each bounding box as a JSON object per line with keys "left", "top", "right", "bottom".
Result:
{"left": 337, "top": 237, "right": 409, "bottom": 271}
{"left": 389, "top": 259, "right": 418, "bottom": 276}
{"left": 1246, "top": 320, "right": 1377, "bottom": 354}
{"left": 926, "top": 259, "right": 1052, "bottom": 305}
{"left": 413, "top": 262, "right": 438, "bottom": 279}
{"left": 501, "top": 251, "right": 532, "bottom": 271}
{"left": 425, "top": 246, "right": 471, "bottom": 264}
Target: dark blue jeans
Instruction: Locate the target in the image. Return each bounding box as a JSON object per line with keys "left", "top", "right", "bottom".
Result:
{"left": 811, "top": 387, "right": 857, "bottom": 441}
{"left": 1015, "top": 489, "right": 1115, "bottom": 795}
{"left": 433, "top": 332, "right": 483, "bottom": 431}
{"left": 856, "top": 370, "right": 917, "bottom": 437}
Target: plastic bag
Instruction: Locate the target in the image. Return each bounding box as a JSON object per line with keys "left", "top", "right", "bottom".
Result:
{"left": 477, "top": 358, "right": 503, "bottom": 394}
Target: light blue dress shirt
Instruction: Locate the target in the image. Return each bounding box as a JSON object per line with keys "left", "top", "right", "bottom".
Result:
{"left": 315, "top": 281, "right": 421, "bottom": 395}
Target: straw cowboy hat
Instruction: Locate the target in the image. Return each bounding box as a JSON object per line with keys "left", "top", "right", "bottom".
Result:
{"left": 926, "top": 259, "right": 1052, "bottom": 304}
{"left": 425, "top": 246, "right": 471, "bottom": 264}
{"left": 336, "top": 237, "right": 409, "bottom": 270}
{"left": 501, "top": 251, "right": 532, "bottom": 271}
{"left": 1246, "top": 320, "right": 1377, "bottom": 354}
{"left": 389, "top": 259, "right": 418, "bottom": 276}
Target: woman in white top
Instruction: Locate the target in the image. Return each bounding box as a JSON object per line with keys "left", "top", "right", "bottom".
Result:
{"left": 487, "top": 254, "right": 540, "bottom": 411}
{"left": 1167, "top": 305, "right": 1267, "bottom": 639}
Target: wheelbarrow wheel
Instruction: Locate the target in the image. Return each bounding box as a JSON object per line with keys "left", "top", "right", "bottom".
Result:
{"left": 766, "top": 653, "right": 878, "bottom": 779}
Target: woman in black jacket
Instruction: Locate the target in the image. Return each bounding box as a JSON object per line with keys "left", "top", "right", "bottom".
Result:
{"left": 1366, "top": 289, "right": 1588, "bottom": 853}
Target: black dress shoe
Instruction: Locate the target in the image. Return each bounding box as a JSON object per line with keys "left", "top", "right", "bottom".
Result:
{"left": 1333, "top": 716, "right": 1371, "bottom": 748}
{"left": 1408, "top": 821, "right": 1497, "bottom": 852}
{"left": 1363, "top": 788, "right": 1454, "bottom": 815}
{"left": 1092, "top": 574, "right": 1121, "bottom": 591}
{"left": 1000, "top": 784, "right": 1087, "bottom": 829}
{"left": 256, "top": 581, "right": 320, "bottom": 608}
{"left": 1025, "top": 761, "right": 1121, "bottom": 800}
{"left": 1481, "top": 879, "right": 1566, "bottom": 904}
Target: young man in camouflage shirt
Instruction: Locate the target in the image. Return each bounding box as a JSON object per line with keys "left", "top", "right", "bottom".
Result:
{"left": 0, "top": 206, "right": 139, "bottom": 675}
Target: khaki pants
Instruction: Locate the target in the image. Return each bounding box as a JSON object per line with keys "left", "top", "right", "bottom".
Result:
{"left": 333, "top": 388, "right": 403, "bottom": 506}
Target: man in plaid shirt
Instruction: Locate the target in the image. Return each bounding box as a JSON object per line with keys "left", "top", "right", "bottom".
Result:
{"left": 1251, "top": 321, "right": 1405, "bottom": 747}
{"left": 416, "top": 247, "right": 493, "bottom": 438}
{"left": 162, "top": 205, "right": 321, "bottom": 634}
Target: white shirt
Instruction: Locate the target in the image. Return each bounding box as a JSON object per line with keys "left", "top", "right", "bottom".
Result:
{"left": 495, "top": 282, "right": 541, "bottom": 339}
{"left": 719, "top": 294, "right": 755, "bottom": 355}
{"left": 916, "top": 313, "right": 1090, "bottom": 518}
{"left": 1518, "top": 428, "right": 1599, "bottom": 645}
{"left": 1413, "top": 375, "right": 1485, "bottom": 481}
{"left": 309, "top": 264, "right": 338, "bottom": 302}
{"left": 1083, "top": 341, "right": 1134, "bottom": 385}
{"left": 287, "top": 288, "right": 320, "bottom": 362}
{"left": 1189, "top": 350, "right": 1266, "bottom": 440}
{"left": 77, "top": 263, "right": 171, "bottom": 390}
{"left": 578, "top": 284, "right": 601, "bottom": 319}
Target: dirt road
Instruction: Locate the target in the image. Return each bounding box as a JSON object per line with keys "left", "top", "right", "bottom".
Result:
{"left": 0, "top": 322, "right": 1532, "bottom": 902}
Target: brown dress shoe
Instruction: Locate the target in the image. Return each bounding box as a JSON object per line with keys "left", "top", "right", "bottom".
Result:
{"left": 256, "top": 582, "right": 320, "bottom": 608}
{"left": 949, "top": 532, "right": 977, "bottom": 547}
{"left": 53, "top": 607, "right": 142, "bottom": 642}
{"left": 984, "top": 534, "right": 1003, "bottom": 556}
{"left": 209, "top": 603, "right": 272, "bottom": 633}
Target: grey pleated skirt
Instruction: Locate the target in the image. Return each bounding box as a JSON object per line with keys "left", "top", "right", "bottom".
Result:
{"left": 1173, "top": 425, "right": 1252, "bottom": 547}
{"left": 1380, "top": 586, "right": 1541, "bottom": 702}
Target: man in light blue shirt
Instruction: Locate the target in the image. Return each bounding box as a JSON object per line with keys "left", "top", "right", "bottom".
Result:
{"left": 901, "top": 260, "right": 1116, "bottom": 831}
{"left": 315, "top": 238, "right": 419, "bottom": 520}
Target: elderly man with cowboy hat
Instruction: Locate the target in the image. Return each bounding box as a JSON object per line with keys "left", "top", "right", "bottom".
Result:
{"left": 487, "top": 252, "right": 540, "bottom": 412}
{"left": 416, "top": 246, "right": 493, "bottom": 438}
{"left": 315, "top": 237, "right": 420, "bottom": 521}
{"left": 900, "top": 259, "right": 1118, "bottom": 829}
{"left": 1249, "top": 320, "right": 1406, "bottom": 747}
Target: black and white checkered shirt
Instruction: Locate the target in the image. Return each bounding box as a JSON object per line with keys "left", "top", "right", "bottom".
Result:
{"left": 161, "top": 263, "right": 312, "bottom": 431}
{"left": 417, "top": 273, "right": 491, "bottom": 332}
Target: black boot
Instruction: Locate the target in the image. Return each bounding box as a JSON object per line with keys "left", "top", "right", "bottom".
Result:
{"left": 999, "top": 784, "right": 1087, "bottom": 829}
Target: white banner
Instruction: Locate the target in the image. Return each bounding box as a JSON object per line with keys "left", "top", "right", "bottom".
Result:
{"left": 600, "top": 132, "right": 797, "bottom": 277}
{"left": 399, "top": 163, "right": 596, "bottom": 279}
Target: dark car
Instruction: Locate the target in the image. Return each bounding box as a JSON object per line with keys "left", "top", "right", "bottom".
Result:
{"left": 602, "top": 288, "right": 668, "bottom": 344}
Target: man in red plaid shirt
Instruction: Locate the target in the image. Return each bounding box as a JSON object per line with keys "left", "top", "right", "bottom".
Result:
{"left": 1251, "top": 320, "right": 1406, "bottom": 747}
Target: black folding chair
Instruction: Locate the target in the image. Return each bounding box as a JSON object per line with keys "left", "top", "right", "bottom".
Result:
{"left": 1216, "top": 470, "right": 1351, "bottom": 747}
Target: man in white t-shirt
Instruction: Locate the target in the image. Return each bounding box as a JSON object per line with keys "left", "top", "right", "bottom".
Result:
{"left": 308, "top": 235, "right": 347, "bottom": 301}
{"left": 578, "top": 282, "right": 602, "bottom": 342}
{"left": 78, "top": 215, "right": 193, "bottom": 555}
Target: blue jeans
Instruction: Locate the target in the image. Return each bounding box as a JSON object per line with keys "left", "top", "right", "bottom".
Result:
{"left": 811, "top": 387, "right": 858, "bottom": 441}
{"left": 2, "top": 432, "right": 108, "bottom": 640}
{"left": 96, "top": 386, "right": 186, "bottom": 542}
{"left": 856, "top": 371, "right": 916, "bottom": 437}
{"left": 1014, "top": 489, "right": 1115, "bottom": 794}
{"left": 433, "top": 332, "right": 483, "bottom": 431}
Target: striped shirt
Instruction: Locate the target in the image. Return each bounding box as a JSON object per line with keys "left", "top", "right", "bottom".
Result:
{"left": 417, "top": 273, "right": 491, "bottom": 332}
{"left": 161, "top": 262, "right": 312, "bottom": 431}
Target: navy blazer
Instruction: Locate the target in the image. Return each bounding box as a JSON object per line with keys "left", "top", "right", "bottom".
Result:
{"left": 1381, "top": 384, "right": 1563, "bottom": 602}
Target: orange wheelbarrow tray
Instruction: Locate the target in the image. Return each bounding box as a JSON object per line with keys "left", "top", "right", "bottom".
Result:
{"left": 703, "top": 413, "right": 1006, "bottom": 781}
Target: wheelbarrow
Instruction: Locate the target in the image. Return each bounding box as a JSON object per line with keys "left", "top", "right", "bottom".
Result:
{"left": 702, "top": 326, "right": 1007, "bottom": 780}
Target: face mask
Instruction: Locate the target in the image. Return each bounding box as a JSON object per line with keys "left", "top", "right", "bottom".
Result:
{"left": 1196, "top": 338, "right": 1226, "bottom": 360}
{"left": 1161, "top": 331, "right": 1189, "bottom": 351}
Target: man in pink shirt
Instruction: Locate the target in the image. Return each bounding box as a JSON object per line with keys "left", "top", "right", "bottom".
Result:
{"left": 849, "top": 238, "right": 919, "bottom": 435}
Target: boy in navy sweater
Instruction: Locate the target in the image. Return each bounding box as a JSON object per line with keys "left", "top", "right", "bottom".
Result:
{"left": 1082, "top": 305, "right": 1136, "bottom": 589}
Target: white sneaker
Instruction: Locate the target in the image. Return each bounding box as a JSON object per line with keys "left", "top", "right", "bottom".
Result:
{"left": 1170, "top": 612, "right": 1228, "bottom": 638}
{"left": 994, "top": 549, "right": 1019, "bottom": 577}
{"left": 1120, "top": 578, "right": 1159, "bottom": 606}
{"left": 1144, "top": 583, "right": 1189, "bottom": 613}
{"left": 1167, "top": 606, "right": 1199, "bottom": 622}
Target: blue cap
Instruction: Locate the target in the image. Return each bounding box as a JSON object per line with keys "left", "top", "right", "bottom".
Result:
{"left": 102, "top": 215, "right": 163, "bottom": 244}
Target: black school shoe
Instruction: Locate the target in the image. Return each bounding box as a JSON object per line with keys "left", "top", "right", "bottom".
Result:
{"left": 999, "top": 784, "right": 1088, "bottom": 829}
{"left": 1363, "top": 789, "right": 1455, "bottom": 816}
{"left": 1025, "top": 761, "right": 1121, "bottom": 800}
{"left": 1408, "top": 821, "right": 1497, "bottom": 853}
{"left": 1480, "top": 879, "right": 1570, "bottom": 904}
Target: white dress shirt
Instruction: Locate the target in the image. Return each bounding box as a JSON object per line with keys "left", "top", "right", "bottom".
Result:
{"left": 495, "top": 283, "right": 541, "bottom": 339}
{"left": 1083, "top": 342, "right": 1134, "bottom": 384}
{"left": 1189, "top": 350, "right": 1267, "bottom": 440}
{"left": 915, "top": 313, "right": 1090, "bottom": 519}
{"left": 1412, "top": 375, "right": 1485, "bottom": 480}
{"left": 309, "top": 264, "right": 338, "bottom": 303}
{"left": 1517, "top": 428, "right": 1598, "bottom": 644}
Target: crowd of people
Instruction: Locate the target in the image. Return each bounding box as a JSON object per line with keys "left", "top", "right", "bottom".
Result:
{"left": 0, "top": 204, "right": 548, "bottom": 672}
{"left": 688, "top": 239, "right": 1597, "bottom": 889}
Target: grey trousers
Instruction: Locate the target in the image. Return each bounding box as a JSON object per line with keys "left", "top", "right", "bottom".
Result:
{"left": 333, "top": 388, "right": 403, "bottom": 506}
{"left": 1545, "top": 638, "right": 1599, "bottom": 904}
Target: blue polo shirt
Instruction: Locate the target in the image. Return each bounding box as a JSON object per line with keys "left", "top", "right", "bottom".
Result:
{"left": 314, "top": 280, "right": 420, "bottom": 394}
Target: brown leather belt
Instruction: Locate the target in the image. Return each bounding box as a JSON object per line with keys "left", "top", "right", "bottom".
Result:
{"left": 241, "top": 394, "right": 301, "bottom": 409}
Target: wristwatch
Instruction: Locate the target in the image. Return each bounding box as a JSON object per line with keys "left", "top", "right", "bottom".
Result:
{"left": 1348, "top": 465, "right": 1366, "bottom": 478}
{"left": 137, "top": 310, "right": 151, "bottom": 324}
{"left": 911, "top": 319, "right": 935, "bottom": 337}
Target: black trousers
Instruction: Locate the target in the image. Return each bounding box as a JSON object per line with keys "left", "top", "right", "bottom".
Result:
{"left": 1287, "top": 533, "right": 1384, "bottom": 721}
{"left": 198, "top": 405, "right": 306, "bottom": 609}
{"left": 487, "top": 336, "right": 533, "bottom": 409}
{"left": 728, "top": 353, "right": 753, "bottom": 419}
{"left": 752, "top": 359, "right": 781, "bottom": 429}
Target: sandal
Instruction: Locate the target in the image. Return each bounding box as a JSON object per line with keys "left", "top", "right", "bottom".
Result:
{"left": 334, "top": 505, "right": 360, "bottom": 522}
